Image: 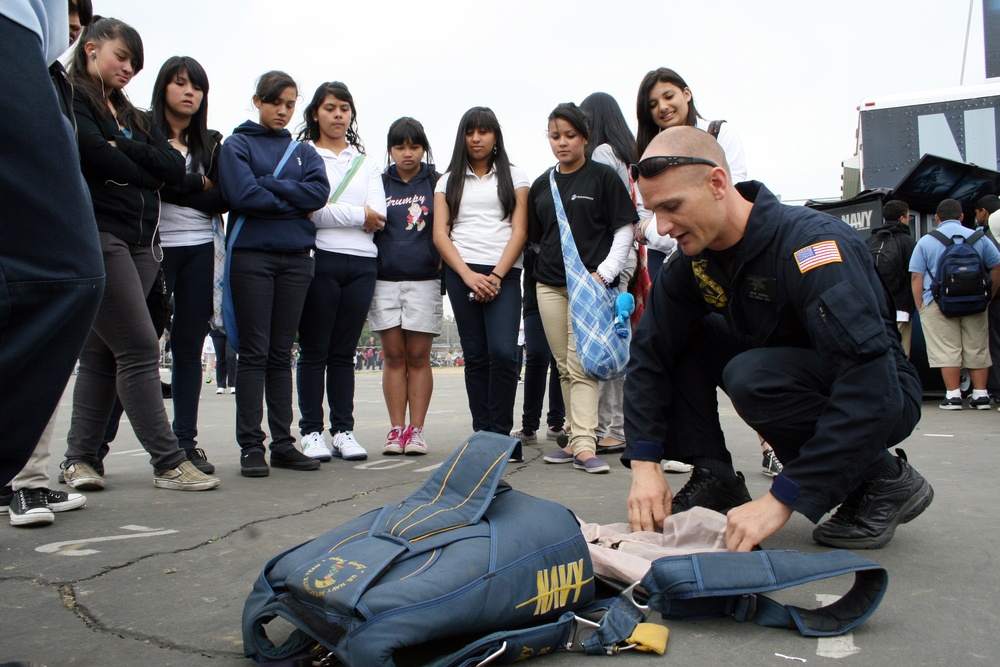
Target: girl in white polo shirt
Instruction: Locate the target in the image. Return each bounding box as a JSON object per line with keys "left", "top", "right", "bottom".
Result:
{"left": 433, "top": 107, "right": 529, "bottom": 442}
{"left": 295, "top": 82, "right": 387, "bottom": 463}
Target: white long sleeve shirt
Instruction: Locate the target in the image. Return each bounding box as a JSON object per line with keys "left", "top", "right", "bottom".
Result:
{"left": 310, "top": 143, "right": 387, "bottom": 257}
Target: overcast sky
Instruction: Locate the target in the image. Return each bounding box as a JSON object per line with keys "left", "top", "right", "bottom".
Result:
{"left": 89, "top": 0, "right": 990, "bottom": 203}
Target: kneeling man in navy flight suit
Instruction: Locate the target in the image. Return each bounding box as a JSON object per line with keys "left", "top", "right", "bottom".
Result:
{"left": 623, "top": 126, "right": 933, "bottom": 551}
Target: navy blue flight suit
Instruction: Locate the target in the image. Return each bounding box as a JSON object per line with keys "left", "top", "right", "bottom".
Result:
{"left": 622, "top": 182, "right": 921, "bottom": 523}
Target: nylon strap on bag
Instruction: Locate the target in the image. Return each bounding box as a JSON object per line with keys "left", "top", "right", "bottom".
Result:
{"left": 328, "top": 154, "right": 366, "bottom": 204}
{"left": 641, "top": 549, "right": 888, "bottom": 637}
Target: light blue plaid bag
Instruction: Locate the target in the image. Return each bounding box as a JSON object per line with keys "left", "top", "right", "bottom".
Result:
{"left": 549, "top": 170, "right": 630, "bottom": 381}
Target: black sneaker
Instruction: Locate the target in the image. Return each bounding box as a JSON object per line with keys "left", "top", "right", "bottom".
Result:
{"left": 186, "top": 447, "right": 216, "bottom": 474}
{"left": 671, "top": 467, "right": 752, "bottom": 515}
{"left": 240, "top": 449, "right": 270, "bottom": 477}
{"left": 9, "top": 488, "right": 54, "bottom": 527}
{"left": 939, "top": 396, "right": 963, "bottom": 410}
{"left": 968, "top": 395, "right": 991, "bottom": 410}
{"left": 270, "top": 448, "right": 321, "bottom": 471}
{"left": 761, "top": 449, "right": 783, "bottom": 477}
{"left": 812, "top": 449, "right": 933, "bottom": 550}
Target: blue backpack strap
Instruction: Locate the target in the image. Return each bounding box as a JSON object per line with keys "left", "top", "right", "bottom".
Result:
{"left": 641, "top": 550, "right": 888, "bottom": 637}
{"left": 221, "top": 140, "right": 301, "bottom": 353}
{"left": 420, "top": 592, "right": 654, "bottom": 666}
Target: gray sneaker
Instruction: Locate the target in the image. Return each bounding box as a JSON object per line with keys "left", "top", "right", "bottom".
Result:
{"left": 62, "top": 461, "right": 106, "bottom": 491}
{"left": 154, "top": 460, "right": 221, "bottom": 491}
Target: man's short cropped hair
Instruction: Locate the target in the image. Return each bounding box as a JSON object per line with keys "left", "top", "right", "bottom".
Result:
{"left": 936, "top": 198, "right": 963, "bottom": 222}
{"left": 883, "top": 199, "right": 909, "bottom": 222}
{"left": 975, "top": 194, "right": 1000, "bottom": 214}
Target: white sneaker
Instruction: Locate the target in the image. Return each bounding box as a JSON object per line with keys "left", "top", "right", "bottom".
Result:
{"left": 662, "top": 460, "right": 694, "bottom": 474}
{"left": 301, "top": 432, "right": 332, "bottom": 462}
{"left": 332, "top": 431, "right": 368, "bottom": 461}
{"left": 230, "top": 387, "right": 236, "bottom": 394}
{"left": 216, "top": 387, "right": 224, "bottom": 394}
{"left": 403, "top": 426, "right": 427, "bottom": 455}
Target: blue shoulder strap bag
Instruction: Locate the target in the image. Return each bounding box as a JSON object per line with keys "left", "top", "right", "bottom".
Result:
{"left": 549, "top": 169, "right": 630, "bottom": 381}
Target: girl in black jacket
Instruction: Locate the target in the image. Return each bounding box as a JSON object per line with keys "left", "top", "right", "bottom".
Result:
{"left": 149, "top": 56, "right": 228, "bottom": 475}
{"left": 60, "top": 18, "right": 220, "bottom": 492}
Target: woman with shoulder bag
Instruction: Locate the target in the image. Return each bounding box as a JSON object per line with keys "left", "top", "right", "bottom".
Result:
{"left": 294, "top": 82, "right": 386, "bottom": 463}
{"left": 528, "top": 103, "right": 637, "bottom": 474}
{"left": 219, "top": 70, "right": 330, "bottom": 478}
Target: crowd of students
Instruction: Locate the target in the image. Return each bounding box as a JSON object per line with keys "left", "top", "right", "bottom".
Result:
{"left": 2, "top": 5, "right": 759, "bottom": 526}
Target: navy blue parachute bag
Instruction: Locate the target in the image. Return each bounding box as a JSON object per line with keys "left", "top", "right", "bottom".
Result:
{"left": 221, "top": 139, "right": 300, "bottom": 354}
{"left": 928, "top": 229, "right": 993, "bottom": 318}
{"left": 242, "top": 432, "right": 600, "bottom": 666}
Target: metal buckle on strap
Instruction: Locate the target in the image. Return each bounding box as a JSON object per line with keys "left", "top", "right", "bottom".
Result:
{"left": 620, "top": 581, "right": 651, "bottom": 619}
{"left": 565, "top": 615, "right": 601, "bottom": 652}
{"left": 476, "top": 641, "right": 508, "bottom": 666}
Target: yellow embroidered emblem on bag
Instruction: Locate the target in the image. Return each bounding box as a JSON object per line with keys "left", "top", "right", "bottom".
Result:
{"left": 794, "top": 240, "right": 842, "bottom": 273}
{"left": 693, "top": 260, "right": 727, "bottom": 308}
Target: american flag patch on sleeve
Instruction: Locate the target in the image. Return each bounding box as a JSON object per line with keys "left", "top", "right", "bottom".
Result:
{"left": 794, "top": 240, "right": 842, "bottom": 273}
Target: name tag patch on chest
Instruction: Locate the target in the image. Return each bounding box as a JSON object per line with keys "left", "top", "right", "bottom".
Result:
{"left": 744, "top": 275, "right": 777, "bottom": 302}
{"left": 794, "top": 240, "right": 842, "bottom": 274}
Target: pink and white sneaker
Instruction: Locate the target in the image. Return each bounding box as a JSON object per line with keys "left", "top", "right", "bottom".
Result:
{"left": 403, "top": 425, "right": 427, "bottom": 455}
{"left": 383, "top": 426, "right": 406, "bottom": 455}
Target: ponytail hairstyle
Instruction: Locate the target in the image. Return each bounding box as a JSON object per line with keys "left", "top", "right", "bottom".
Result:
{"left": 151, "top": 56, "right": 212, "bottom": 173}
{"left": 634, "top": 67, "right": 701, "bottom": 162}
{"left": 68, "top": 17, "right": 149, "bottom": 136}
{"left": 254, "top": 70, "right": 298, "bottom": 105}
{"left": 297, "top": 81, "right": 364, "bottom": 153}
{"left": 385, "top": 116, "right": 434, "bottom": 169}
{"left": 580, "top": 92, "right": 636, "bottom": 166}
{"left": 444, "top": 107, "right": 515, "bottom": 225}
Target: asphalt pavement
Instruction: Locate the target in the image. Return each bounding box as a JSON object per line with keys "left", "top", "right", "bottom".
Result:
{"left": 1, "top": 368, "right": 997, "bottom": 666}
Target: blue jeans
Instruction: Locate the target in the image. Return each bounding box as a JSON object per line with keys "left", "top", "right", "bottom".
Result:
{"left": 297, "top": 251, "right": 377, "bottom": 435}
{"left": 520, "top": 312, "right": 564, "bottom": 432}
{"left": 230, "top": 249, "right": 314, "bottom": 452}
{"left": 445, "top": 265, "right": 522, "bottom": 435}
{"left": 0, "top": 16, "right": 104, "bottom": 486}
{"left": 162, "top": 242, "right": 213, "bottom": 449}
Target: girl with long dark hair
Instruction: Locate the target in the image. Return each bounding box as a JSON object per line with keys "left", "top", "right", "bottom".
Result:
{"left": 149, "top": 55, "right": 228, "bottom": 474}
{"left": 60, "top": 18, "right": 219, "bottom": 491}
{"left": 634, "top": 69, "right": 775, "bottom": 476}
{"left": 433, "top": 107, "right": 529, "bottom": 438}
{"left": 579, "top": 92, "right": 646, "bottom": 456}
{"left": 294, "top": 82, "right": 386, "bottom": 463}
{"left": 219, "top": 71, "right": 330, "bottom": 478}
{"left": 528, "top": 103, "right": 637, "bottom": 473}
{"left": 634, "top": 68, "right": 748, "bottom": 276}
{"left": 371, "top": 117, "right": 442, "bottom": 455}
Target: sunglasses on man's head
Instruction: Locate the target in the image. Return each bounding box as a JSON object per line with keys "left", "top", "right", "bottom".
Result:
{"left": 629, "top": 156, "right": 718, "bottom": 181}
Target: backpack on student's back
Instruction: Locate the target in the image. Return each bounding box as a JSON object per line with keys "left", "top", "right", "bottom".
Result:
{"left": 866, "top": 229, "right": 905, "bottom": 295}
{"left": 928, "top": 229, "right": 993, "bottom": 317}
